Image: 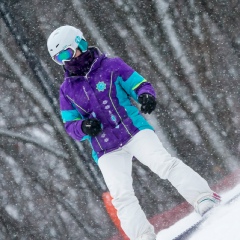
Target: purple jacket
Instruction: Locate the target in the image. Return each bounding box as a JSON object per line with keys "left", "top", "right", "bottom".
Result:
{"left": 60, "top": 48, "right": 155, "bottom": 162}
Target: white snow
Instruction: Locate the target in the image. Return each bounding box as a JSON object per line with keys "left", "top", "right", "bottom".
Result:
{"left": 5, "top": 205, "right": 20, "bottom": 220}
{"left": 157, "top": 183, "right": 240, "bottom": 240}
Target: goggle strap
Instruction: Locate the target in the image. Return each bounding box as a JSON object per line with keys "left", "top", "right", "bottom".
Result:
{"left": 78, "top": 39, "right": 88, "bottom": 52}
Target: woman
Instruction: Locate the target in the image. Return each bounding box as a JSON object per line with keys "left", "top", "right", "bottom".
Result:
{"left": 47, "top": 25, "right": 220, "bottom": 240}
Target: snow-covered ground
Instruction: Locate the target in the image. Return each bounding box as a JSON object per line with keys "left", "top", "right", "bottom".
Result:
{"left": 157, "top": 183, "right": 240, "bottom": 240}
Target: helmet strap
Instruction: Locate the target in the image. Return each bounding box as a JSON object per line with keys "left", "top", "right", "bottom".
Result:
{"left": 78, "top": 39, "right": 88, "bottom": 52}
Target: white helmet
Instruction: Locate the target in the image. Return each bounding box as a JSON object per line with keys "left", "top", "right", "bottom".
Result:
{"left": 47, "top": 25, "right": 88, "bottom": 58}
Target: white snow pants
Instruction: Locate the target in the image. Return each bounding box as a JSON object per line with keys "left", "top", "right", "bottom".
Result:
{"left": 98, "top": 129, "right": 213, "bottom": 240}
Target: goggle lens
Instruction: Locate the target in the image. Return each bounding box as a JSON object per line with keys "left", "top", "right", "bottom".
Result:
{"left": 53, "top": 48, "right": 75, "bottom": 65}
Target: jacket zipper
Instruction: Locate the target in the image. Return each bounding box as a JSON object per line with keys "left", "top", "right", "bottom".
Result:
{"left": 85, "top": 59, "right": 97, "bottom": 79}
{"left": 109, "top": 72, "right": 133, "bottom": 137}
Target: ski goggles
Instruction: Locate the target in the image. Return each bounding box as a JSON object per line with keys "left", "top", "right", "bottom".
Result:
{"left": 52, "top": 46, "right": 76, "bottom": 65}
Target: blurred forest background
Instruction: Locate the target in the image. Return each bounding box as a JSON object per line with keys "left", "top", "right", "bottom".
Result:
{"left": 1, "top": 0, "right": 240, "bottom": 239}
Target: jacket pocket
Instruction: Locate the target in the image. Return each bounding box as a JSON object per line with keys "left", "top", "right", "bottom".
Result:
{"left": 91, "top": 127, "right": 120, "bottom": 153}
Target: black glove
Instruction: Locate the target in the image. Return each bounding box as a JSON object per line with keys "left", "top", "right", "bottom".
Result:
{"left": 81, "top": 118, "right": 102, "bottom": 137}
{"left": 138, "top": 93, "right": 156, "bottom": 114}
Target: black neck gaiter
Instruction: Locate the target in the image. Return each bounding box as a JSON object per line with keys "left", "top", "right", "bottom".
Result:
{"left": 64, "top": 48, "right": 95, "bottom": 76}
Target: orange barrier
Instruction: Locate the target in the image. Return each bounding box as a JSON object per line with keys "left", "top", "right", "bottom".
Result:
{"left": 102, "top": 192, "right": 130, "bottom": 240}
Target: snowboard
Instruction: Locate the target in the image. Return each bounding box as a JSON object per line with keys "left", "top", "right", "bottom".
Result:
{"left": 173, "top": 192, "right": 240, "bottom": 240}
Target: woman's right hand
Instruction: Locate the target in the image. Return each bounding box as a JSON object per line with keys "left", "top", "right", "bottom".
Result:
{"left": 81, "top": 118, "right": 102, "bottom": 137}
